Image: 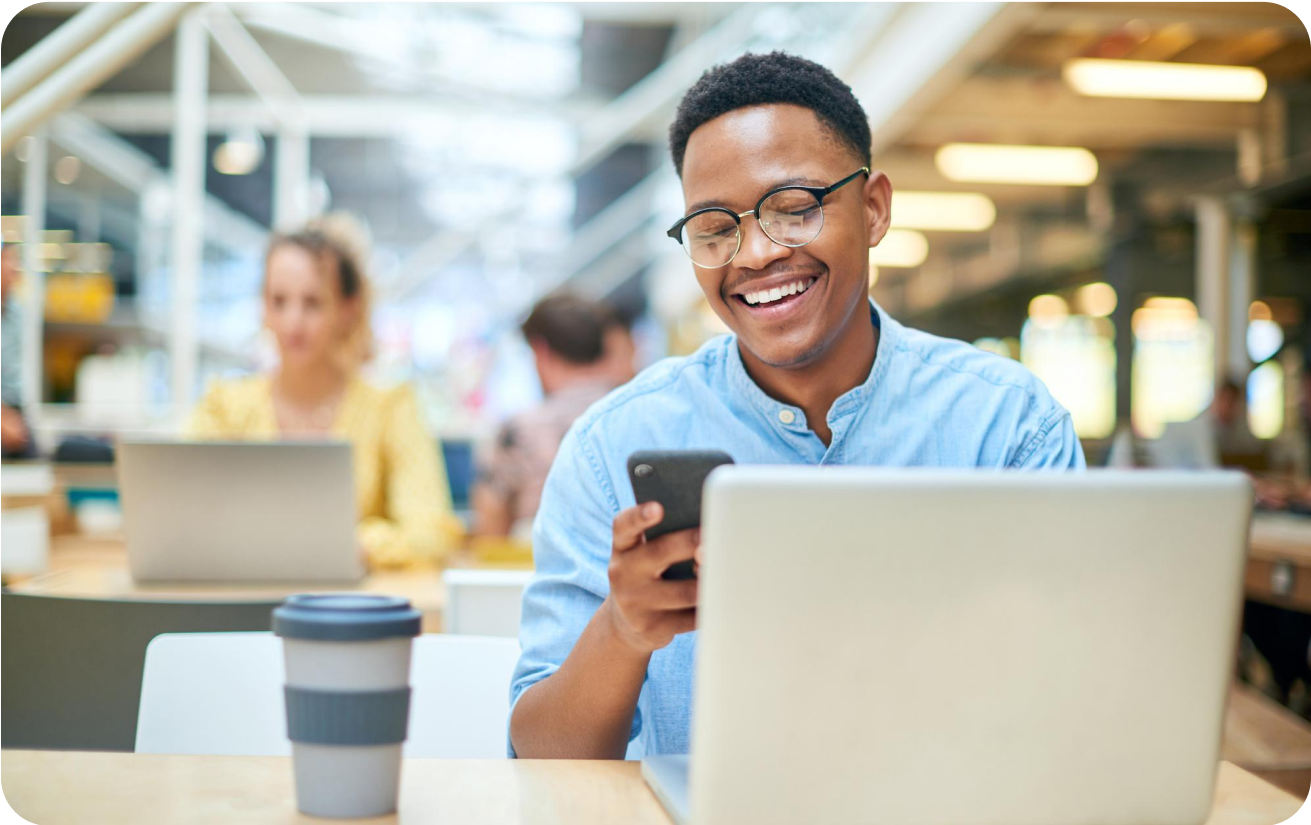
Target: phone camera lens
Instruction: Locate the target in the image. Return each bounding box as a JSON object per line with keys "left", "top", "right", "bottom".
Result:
{"left": 635, "top": 464, "right": 653, "bottom": 478}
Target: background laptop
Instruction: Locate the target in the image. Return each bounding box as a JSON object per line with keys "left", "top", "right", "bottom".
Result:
{"left": 645, "top": 468, "right": 1250, "bottom": 825}
{"left": 118, "top": 440, "right": 362, "bottom": 583}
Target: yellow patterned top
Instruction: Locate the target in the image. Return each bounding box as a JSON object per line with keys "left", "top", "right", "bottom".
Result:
{"left": 186, "top": 375, "right": 459, "bottom": 569}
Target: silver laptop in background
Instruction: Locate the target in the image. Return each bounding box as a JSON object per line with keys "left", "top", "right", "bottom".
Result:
{"left": 118, "top": 440, "right": 363, "bottom": 583}
{"left": 645, "top": 468, "right": 1251, "bottom": 825}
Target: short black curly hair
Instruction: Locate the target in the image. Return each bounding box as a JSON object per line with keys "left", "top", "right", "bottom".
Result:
{"left": 669, "top": 51, "right": 871, "bottom": 178}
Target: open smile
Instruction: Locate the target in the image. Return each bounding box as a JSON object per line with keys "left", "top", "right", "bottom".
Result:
{"left": 731, "top": 274, "right": 822, "bottom": 320}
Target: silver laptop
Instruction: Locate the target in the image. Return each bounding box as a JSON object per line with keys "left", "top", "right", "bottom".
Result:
{"left": 644, "top": 468, "right": 1250, "bottom": 825}
{"left": 118, "top": 441, "right": 363, "bottom": 582}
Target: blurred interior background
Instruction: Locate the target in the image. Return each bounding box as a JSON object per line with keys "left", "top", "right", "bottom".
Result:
{"left": 2, "top": 1, "right": 1309, "bottom": 467}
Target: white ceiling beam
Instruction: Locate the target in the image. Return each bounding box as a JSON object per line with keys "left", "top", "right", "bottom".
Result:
{"left": 849, "top": 2, "right": 1042, "bottom": 159}
{"left": 1, "top": 2, "right": 190, "bottom": 155}
{"left": 1, "top": 2, "right": 140, "bottom": 108}
{"left": 71, "top": 94, "right": 601, "bottom": 136}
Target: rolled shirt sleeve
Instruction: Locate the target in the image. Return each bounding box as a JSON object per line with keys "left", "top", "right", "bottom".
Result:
{"left": 508, "top": 422, "right": 643, "bottom": 756}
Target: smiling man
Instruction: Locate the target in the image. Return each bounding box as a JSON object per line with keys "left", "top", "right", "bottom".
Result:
{"left": 508, "top": 52, "right": 1084, "bottom": 759}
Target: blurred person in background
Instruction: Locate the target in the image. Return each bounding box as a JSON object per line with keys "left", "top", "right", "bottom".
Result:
{"left": 601, "top": 313, "right": 638, "bottom": 385}
{"left": 187, "top": 214, "right": 457, "bottom": 569}
{"left": 1, "top": 243, "right": 35, "bottom": 458}
{"left": 1149, "top": 376, "right": 1260, "bottom": 470}
{"left": 473, "top": 293, "right": 625, "bottom": 538}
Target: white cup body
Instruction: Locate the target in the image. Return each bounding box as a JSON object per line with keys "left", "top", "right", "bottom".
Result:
{"left": 282, "top": 637, "right": 414, "bottom": 818}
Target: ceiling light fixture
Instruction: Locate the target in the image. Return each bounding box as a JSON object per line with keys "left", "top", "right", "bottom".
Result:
{"left": 889, "top": 191, "right": 996, "bottom": 231}
{"left": 1063, "top": 58, "right": 1267, "bottom": 102}
{"left": 936, "top": 143, "right": 1099, "bottom": 186}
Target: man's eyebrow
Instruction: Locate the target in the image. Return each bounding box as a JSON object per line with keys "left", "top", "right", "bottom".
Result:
{"left": 684, "top": 176, "right": 826, "bottom": 214}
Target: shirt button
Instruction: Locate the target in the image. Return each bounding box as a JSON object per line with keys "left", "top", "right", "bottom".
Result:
{"left": 778, "top": 409, "right": 796, "bottom": 425}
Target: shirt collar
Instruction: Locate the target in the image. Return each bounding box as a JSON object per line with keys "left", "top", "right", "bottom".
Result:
{"left": 726, "top": 298, "right": 897, "bottom": 431}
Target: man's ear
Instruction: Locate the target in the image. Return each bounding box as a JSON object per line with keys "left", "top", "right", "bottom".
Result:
{"left": 863, "top": 171, "right": 893, "bottom": 248}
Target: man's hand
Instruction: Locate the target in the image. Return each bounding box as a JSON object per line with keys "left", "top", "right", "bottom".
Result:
{"left": 605, "top": 502, "right": 699, "bottom": 654}
{"left": 509, "top": 501, "right": 702, "bottom": 758}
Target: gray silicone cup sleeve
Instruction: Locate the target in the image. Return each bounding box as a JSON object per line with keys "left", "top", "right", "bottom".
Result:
{"left": 285, "top": 686, "right": 412, "bottom": 746}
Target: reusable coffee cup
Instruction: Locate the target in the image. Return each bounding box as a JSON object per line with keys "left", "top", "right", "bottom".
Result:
{"left": 273, "top": 594, "right": 422, "bottom": 819}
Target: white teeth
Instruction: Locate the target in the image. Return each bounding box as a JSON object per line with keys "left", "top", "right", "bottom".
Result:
{"left": 742, "top": 277, "right": 816, "bottom": 306}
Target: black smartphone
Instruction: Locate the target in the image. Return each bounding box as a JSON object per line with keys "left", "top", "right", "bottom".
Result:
{"left": 627, "top": 450, "right": 735, "bottom": 580}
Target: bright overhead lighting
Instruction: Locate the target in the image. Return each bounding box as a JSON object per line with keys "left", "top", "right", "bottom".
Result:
{"left": 1063, "top": 58, "right": 1267, "bottom": 102}
{"left": 890, "top": 191, "right": 996, "bottom": 231}
{"left": 1075, "top": 282, "right": 1117, "bottom": 318}
{"left": 54, "top": 155, "right": 81, "bottom": 185}
{"left": 868, "top": 229, "right": 928, "bottom": 268}
{"left": 1028, "top": 294, "right": 1069, "bottom": 324}
{"left": 936, "top": 143, "right": 1098, "bottom": 186}
{"left": 213, "top": 128, "right": 265, "bottom": 176}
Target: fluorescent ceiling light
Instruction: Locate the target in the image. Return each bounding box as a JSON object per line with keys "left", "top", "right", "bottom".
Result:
{"left": 936, "top": 143, "right": 1098, "bottom": 186}
{"left": 890, "top": 191, "right": 996, "bottom": 231}
{"left": 1063, "top": 58, "right": 1267, "bottom": 102}
{"left": 868, "top": 229, "right": 928, "bottom": 268}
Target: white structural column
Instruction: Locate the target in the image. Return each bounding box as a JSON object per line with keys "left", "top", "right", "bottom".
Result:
{"left": 170, "top": 11, "right": 208, "bottom": 414}
{"left": 1195, "top": 196, "right": 1236, "bottom": 385}
{"left": 274, "top": 129, "right": 310, "bottom": 229}
{"left": 20, "top": 131, "right": 49, "bottom": 417}
{"left": 1227, "top": 219, "right": 1257, "bottom": 379}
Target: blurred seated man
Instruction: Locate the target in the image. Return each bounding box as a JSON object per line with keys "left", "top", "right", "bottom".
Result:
{"left": 473, "top": 294, "right": 623, "bottom": 538}
{"left": 601, "top": 313, "right": 638, "bottom": 385}
{"left": 1150, "top": 377, "right": 1261, "bottom": 470}
{"left": 2, "top": 243, "right": 35, "bottom": 459}
{"left": 187, "top": 214, "right": 457, "bottom": 569}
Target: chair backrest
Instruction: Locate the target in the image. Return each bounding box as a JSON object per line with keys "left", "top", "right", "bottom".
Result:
{"left": 442, "top": 568, "right": 532, "bottom": 637}
{"left": 136, "top": 632, "right": 521, "bottom": 758}
{"left": 0, "top": 593, "right": 280, "bottom": 751}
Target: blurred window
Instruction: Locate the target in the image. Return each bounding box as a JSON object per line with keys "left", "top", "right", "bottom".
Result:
{"left": 1020, "top": 316, "right": 1116, "bottom": 439}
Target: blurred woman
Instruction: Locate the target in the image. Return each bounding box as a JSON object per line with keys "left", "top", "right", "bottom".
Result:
{"left": 188, "top": 214, "right": 457, "bottom": 569}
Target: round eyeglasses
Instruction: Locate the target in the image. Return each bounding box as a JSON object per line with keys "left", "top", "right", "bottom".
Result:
{"left": 667, "top": 168, "right": 869, "bottom": 268}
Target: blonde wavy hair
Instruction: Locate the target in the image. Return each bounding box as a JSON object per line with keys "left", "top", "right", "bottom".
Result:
{"left": 265, "top": 212, "right": 375, "bottom": 370}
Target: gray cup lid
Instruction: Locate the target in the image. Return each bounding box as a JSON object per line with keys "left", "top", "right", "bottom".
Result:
{"left": 273, "top": 594, "right": 422, "bottom": 641}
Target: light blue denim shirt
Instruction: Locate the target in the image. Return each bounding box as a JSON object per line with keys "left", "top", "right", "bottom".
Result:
{"left": 510, "top": 301, "right": 1084, "bottom": 757}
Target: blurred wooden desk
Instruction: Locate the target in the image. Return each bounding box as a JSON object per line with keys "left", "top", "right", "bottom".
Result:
{"left": 1247, "top": 513, "right": 1311, "bottom": 611}
{"left": 1224, "top": 683, "right": 1311, "bottom": 797}
{"left": 0, "top": 752, "right": 1301, "bottom": 825}
{"left": 4, "top": 535, "right": 448, "bottom": 632}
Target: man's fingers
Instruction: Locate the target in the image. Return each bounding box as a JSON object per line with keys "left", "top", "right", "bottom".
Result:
{"left": 612, "top": 502, "right": 664, "bottom": 553}
{"left": 649, "top": 579, "right": 697, "bottom": 610}
{"left": 644, "top": 529, "right": 698, "bottom": 572}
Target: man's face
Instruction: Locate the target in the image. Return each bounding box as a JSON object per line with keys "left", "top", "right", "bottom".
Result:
{"left": 679, "top": 104, "right": 889, "bottom": 369}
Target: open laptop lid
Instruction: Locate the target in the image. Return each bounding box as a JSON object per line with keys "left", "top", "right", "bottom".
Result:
{"left": 118, "top": 440, "right": 362, "bottom": 583}
{"left": 690, "top": 468, "right": 1249, "bottom": 825}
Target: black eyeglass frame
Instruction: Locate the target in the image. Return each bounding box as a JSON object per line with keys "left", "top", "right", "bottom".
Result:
{"left": 666, "top": 167, "right": 870, "bottom": 268}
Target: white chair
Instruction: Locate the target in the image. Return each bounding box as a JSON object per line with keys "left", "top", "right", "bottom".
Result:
{"left": 441, "top": 569, "right": 533, "bottom": 637}
{"left": 136, "top": 632, "right": 521, "bottom": 758}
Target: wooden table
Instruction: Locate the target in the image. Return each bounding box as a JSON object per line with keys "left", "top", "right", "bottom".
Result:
{"left": 0, "top": 751, "right": 1302, "bottom": 825}
{"left": 1247, "top": 513, "right": 1311, "bottom": 611}
{"left": 5, "top": 535, "right": 449, "bottom": 632}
